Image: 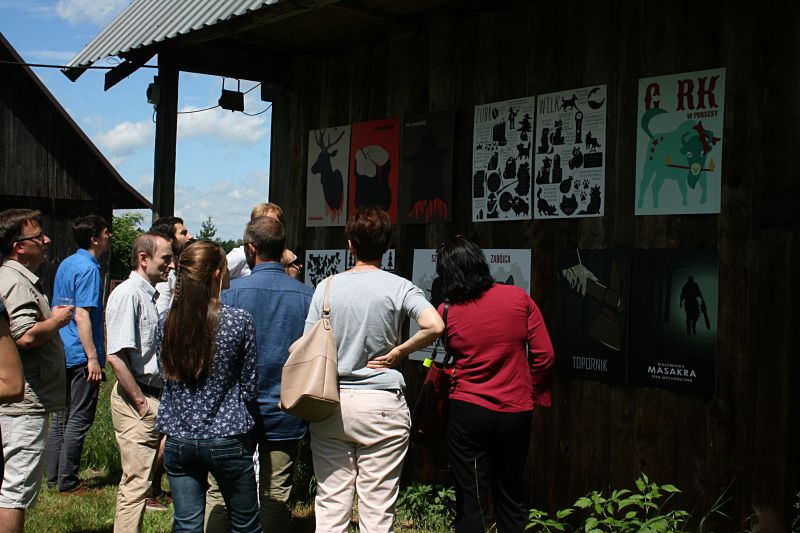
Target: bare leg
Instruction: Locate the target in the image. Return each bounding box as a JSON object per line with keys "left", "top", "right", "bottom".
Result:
{"left": 0, "top": 508, "right": 24, "bottom": 533}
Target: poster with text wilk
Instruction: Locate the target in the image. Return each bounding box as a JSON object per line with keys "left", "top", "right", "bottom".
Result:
{"left": 348, "top": 118, "right": 401, "bottom": 223}
{"left": 635, "top": 68, "right": 725, "bottom": 215}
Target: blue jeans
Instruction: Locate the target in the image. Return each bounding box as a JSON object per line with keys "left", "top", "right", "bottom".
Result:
{"left": 164, "top": 435, "right": 261, "bottom": 533}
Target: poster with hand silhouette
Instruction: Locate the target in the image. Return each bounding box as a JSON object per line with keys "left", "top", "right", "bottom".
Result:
{"left": 398, "top": 112, "right": 454, "bottom": 224}
{"left": 534, "top": 86, "right": 607, "bottom": 218}
{"left": 348, "top": 118, "right": 401, "bottom": 223}
{"left": 306, "top": 125, "right": 351, "bottom": 227}
{"left": 472, "top": 97, "right": 535, "bottom": 221}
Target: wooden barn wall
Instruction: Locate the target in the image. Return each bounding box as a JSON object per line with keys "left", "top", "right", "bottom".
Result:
{"left": 268, "top": 1, "right": 799, "bottom": 528}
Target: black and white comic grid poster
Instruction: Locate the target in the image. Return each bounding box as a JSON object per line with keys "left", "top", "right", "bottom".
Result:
{"left": 408, "top": 249, "right": 532, "bottom": 361}
{"left": 635, "top": 68, "right": 725, "bottom": 215}
{"left": 306, "top": 125, "right": 351, "bottom": 226}
{"left": 303, "top": 249, "right": 346, "bottom": 288}
{"left": 554, "top": 249, "right": 630, "bottom": 384}
{"left": 628, "top": 248, "right": 718, "bottom": 394}
{"left": 534, "top": 85, "right": 607, "bottom": 218}
{"left": 472, "top": 97, "right": 536, "bottom": 221}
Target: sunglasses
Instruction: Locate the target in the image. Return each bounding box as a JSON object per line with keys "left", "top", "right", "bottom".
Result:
{"left": 15, "top": 232, "right": 46, "bottom": 244}
{"left": 178, "top": 229, "right": 189, "bottom": 236}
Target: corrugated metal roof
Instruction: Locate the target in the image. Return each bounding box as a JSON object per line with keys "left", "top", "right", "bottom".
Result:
{"left": 65, "top": 0, "right": 278, "bottom": 70}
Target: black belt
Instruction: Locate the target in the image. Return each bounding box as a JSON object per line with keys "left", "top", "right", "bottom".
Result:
{"left": 136, "top": 382, "right": 163, "bottom": 398}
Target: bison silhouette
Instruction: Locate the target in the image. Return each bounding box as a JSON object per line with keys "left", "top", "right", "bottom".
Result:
{"left": 353, "top": 145, "right": 392, "bottom": 211}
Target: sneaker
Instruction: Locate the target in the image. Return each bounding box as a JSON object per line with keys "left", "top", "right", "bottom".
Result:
{"left": 59, "top": 483, "right": 89, "bottom": 496}
{"left": 145, "top": 497, "right": 169, "bottom": 511}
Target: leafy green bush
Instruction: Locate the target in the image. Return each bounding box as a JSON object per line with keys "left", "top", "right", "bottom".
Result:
{"left": 396, "top": 483, "right": 456, "bottom": 532}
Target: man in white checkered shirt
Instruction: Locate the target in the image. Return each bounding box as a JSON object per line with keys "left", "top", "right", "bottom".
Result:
{"left": 104, "top": 231, "right": 173, "bottom": 533}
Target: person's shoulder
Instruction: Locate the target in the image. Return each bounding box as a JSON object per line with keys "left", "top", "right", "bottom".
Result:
{"left": 221, "top": 303, "right": 253, "bottom": 322}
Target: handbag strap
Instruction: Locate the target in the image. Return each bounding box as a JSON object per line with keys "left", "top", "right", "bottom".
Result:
{"left": 322, "top": 276, "right": 333, "bottom": 330}
{"left": 442, "top": 303, "right": 454, "bottom": 367}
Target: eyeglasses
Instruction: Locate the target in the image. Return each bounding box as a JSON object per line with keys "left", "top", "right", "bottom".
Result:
{"left": 15, "top": 232, "right": 46, "bottom": 244}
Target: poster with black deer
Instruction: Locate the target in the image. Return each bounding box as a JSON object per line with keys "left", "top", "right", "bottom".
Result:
{"left": 348, "top": 118, "right": 401, "bottom": 223}
{"left": 306, "top": 125, "right": 351, "bottom": 227}
{"left": 628, "top": 248, "right": 718, "bottom": 394}
{"left": 398, "top": 112, "right": 454, "bottom": 224}
{"left": 472, "top": 97, "right": 536, "bottom": 221}
{"left": 304, "top": 249, "right": 346, "bottom": 288}
{"left": 534, "top": 85, "right": 607, "bottom": 219}
{"left": 554, "top": 249, "right": 630, "bottom": 384}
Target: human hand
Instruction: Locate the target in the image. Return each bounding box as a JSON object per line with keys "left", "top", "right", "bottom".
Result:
{"left": 85, "top": 359, "right": 102, "bottom": 384}
{"left": 367, "top": 347, "right": 404, "bottom": 370}
{"left": 562, "top": 264, "right": 598, "bottom": 296}
{"left": 135, "top": 397, "right": 149, "bottom": 418}
{"left": 51, "top": 305, "right": 74, "bottom": 328}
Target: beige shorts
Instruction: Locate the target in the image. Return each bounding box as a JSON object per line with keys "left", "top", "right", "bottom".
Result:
{"left": 0, "top": 413, "right": 49, "bottom": 509}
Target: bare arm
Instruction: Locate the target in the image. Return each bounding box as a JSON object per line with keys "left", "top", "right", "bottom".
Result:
{"left": 107, "top": 350, "right": 148, "bottom": 416}
{"left": 368, "top": 306, "right": 445, "bottom": 369}
{"left": 15, "top": 306, "right": 73, "bottom": 350}
{"left": 0, "top": 316, "right": 24, "bottom": 403}
{"left": 74, "top": 307, "right": 102, "bottom": 384}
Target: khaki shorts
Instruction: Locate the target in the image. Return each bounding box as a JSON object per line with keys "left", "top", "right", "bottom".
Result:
{"left": 0, "top": 413, "right": 49, "bottom": 509}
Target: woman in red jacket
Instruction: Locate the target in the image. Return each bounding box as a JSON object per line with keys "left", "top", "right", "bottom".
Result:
{"left": 435, "top": 237, "right": 554, "bottom": 533}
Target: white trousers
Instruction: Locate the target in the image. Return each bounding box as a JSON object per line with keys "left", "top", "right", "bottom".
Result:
{"left": 310, "top": 389, "right": 410, "bottom": 533}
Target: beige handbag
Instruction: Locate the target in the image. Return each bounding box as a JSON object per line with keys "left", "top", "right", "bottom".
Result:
{"left": 279, "top": 276, "right": 339, "bottom": 422}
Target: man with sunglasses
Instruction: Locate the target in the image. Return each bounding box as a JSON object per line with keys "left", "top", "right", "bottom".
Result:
{"left": 0, "top": 209, "right": 71, "bottom": 533}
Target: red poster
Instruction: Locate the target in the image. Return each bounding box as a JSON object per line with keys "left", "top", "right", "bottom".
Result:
{"left": 348, "top": 117, "right": 401, "bottom": 223}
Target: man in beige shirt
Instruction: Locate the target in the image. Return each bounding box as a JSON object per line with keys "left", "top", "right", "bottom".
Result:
{"left": 0, "top": 209, "right": 72, "bottom": 533}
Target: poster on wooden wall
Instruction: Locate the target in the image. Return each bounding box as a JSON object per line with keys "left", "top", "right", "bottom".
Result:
{"left": 408, "top": 248, "right": 532, "bottom": 361}
{"left": 534, "top": 85, "right": 607, "bottom": 218}
{"left": 628, "top": 248, "right": 718, "bottom": 394}
{"left": 348, "top": 118, "right": 401, "bottom": 223}
{"left": 345, "top": 249, "right": 396, "bottom": 272}
{"left": 554, "top": 249, "right": 630, "bottom": 384}
{"left": 306, "top": 125, "right": 351, "bottom": 227}
{"left": 635, "top": 68, "right": 725, "bottom": 215}
{"left": 472, "top": 97, "right": 536, "bottom": 221}
{"left": 304, "top": 249, "right": 346, "bottom": 288}
{"left": 398, "top": 112, "right": 454, "bottom": 224}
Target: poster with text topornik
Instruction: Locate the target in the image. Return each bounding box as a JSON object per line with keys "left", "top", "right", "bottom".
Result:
{"left": 348, "top": 118, "right": 401, "bottom": 223}
{"left": 635, "top": 68, "right": 725, "bottom": 215}
{"left": 628, "top": 249, "right": 718, "bottom": 394}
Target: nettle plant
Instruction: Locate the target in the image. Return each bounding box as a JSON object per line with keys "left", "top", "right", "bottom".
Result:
{"left": 527, "top": 474, "right": 690, "bottom": 532}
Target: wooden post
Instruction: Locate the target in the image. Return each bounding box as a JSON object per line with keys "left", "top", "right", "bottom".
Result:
{"left": 152, "top": 52, "right": 179, "bottom": 222}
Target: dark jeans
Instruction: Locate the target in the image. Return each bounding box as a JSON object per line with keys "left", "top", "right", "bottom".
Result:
{"left": 45, "top": 364, "right": 99, "bottom": 491}
{"left": 447, "top": 399, "right": 532, "bottom": 533}
{"left": 164, "top": 435, "right": 261, "bottom": 533}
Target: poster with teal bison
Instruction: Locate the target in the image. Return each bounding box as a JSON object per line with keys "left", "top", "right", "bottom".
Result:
{"left": 635, "top": 68, "right": 725, "bottom": 215}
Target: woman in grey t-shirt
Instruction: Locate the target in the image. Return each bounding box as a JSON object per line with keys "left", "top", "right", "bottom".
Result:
{"left": 305, "top": 207, "right": 444, "bottom": 532}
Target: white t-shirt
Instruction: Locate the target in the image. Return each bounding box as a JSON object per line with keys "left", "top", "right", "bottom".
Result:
{"left": 227, "top": 246, "right": 251, "bottom": 279}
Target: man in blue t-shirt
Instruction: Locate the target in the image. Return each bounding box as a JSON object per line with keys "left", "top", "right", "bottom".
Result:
{"left": 45, "top": 215, "right": 111, "bottom": 494}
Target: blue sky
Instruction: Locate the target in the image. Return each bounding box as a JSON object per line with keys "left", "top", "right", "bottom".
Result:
{"left": 0, "top": 0, "right": 272, "bottom": 241}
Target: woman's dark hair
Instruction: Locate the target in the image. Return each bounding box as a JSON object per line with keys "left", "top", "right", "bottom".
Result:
{"left": 435, "top": 238, "right": 495, "bottom": 304}
{"left": 72, "top": 215, "right": 108, "bottom": 250}
{"left": 160, "top": 240, "right": 226, "bottom": 384}
{"left": 345, "top": 207, "right": 392, "bottom": 261}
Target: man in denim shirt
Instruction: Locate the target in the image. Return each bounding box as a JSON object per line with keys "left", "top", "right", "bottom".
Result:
{"left": 207, "top": 216, "right": 312, "bottom": 532}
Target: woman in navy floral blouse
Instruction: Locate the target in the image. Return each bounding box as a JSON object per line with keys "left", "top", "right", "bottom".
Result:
{"left": 155, "top": 241, "right": 260, "bottom": 533}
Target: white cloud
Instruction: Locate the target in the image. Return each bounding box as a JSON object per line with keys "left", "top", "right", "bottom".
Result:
{"left": 55, "top": 0, "right": 128, "bottom": 26}
{"left": 95, "top": 120, "right": 154, "bottom": 161}
{"left": 178, "top": 106, "right": 268, "bottom": 145}
{"left": 23, "top": 50, "right": 77, "bottom": 62}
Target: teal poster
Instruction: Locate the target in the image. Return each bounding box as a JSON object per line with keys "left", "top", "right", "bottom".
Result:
{"left": 635, "top": 68, "right": 725, "bottom": 215}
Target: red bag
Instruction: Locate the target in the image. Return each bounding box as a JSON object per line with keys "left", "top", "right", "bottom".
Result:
{"left": 410, "top": 304, "right": 453, "bottom": 446}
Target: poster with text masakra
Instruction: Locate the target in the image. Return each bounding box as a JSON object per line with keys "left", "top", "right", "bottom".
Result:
{"left": 635, "top": 68, "right": 725, "bottom": 215}
{"left": 398, "top": 112, "right": 454, "bottom": 224}
{"left": 472, "top": 97, "right": 535, "bottom": 221}
{"left": 304, "top": 249, "right": 346, "bottom": 288}
{"left": 345, "top": 249, "right": 396, "bottom": 273}
{"left": 408, "top": 248, "right": 532, "bottom": 362}
{"left": 306, "top": 125, "right": 351, "bottom": 227}
{"left": 348, "top": 117, "right": 401, "bottom": 223}
{"left": 628, "top": 249, "right": 718, "bottom": 394}
{"left": 534, "top": 86, "right": 607, "bottom": 219}
{"left": 554, "top": 249, "right": 630, "bottom": 384}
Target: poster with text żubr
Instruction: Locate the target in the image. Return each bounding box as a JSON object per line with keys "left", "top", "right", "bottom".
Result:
{"left": 534, "top": 86, "right": 607, "bottom": 218}
{"left": 348, "top": 118, "right": 401, "bottom": 223}
{"left": 635, "top": 68, "right": 725, "bottom": 215}
{"left": 472, "top": 97, "right": 536, "bottom": 221}
{"left": 628, "top": 249, "right": 718, "bottom": 394}
{"left": 306, "top": 125, "right": 351, "bottom": 227}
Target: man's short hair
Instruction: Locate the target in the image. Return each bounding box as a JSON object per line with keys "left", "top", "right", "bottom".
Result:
{"left": 131, "top": 231, "right": 168, "bottom": 269}
{"left": 150, "top": 216, "right": 184, "bottom": 238}
{"left": 245, "top": 217, "right": 285, "bottom": 262}
{"left": 0, "top": 209, "right": 42, "bottom": 256}
{"left": 72, "top": 215, "right": 108, "bottom": 250}
{"left": 345, "top": 207, "right": 392, "bottom": 261}
{"left": 250, "top": 203, "right": 284, "bottom": 224}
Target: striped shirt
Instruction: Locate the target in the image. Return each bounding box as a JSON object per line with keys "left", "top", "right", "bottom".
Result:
{"left": 105, "top": 271, "right": 162, "bottom": 387}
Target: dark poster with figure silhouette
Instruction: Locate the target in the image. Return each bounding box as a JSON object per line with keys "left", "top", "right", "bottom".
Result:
{"left": 398, "top": 112, "right": 454, "bottom": 224}
{"left": 628, "top": 248, "right": 718, "bottom": 393}
{"left": 554, "top": 249, "right": 630, "bottom": 384}
{"left": 306, "top": 125, "right": 351, "bottom": 227}
{"left": 348, "top": 117, "right": 401, "bottom": 223}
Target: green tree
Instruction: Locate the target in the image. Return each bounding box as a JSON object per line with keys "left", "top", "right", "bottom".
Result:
{"left": 110, "top": 212, "right": 144, "bottom": 279}
{"left": 197, "top": 216, "right": 218, "bottom": 241}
